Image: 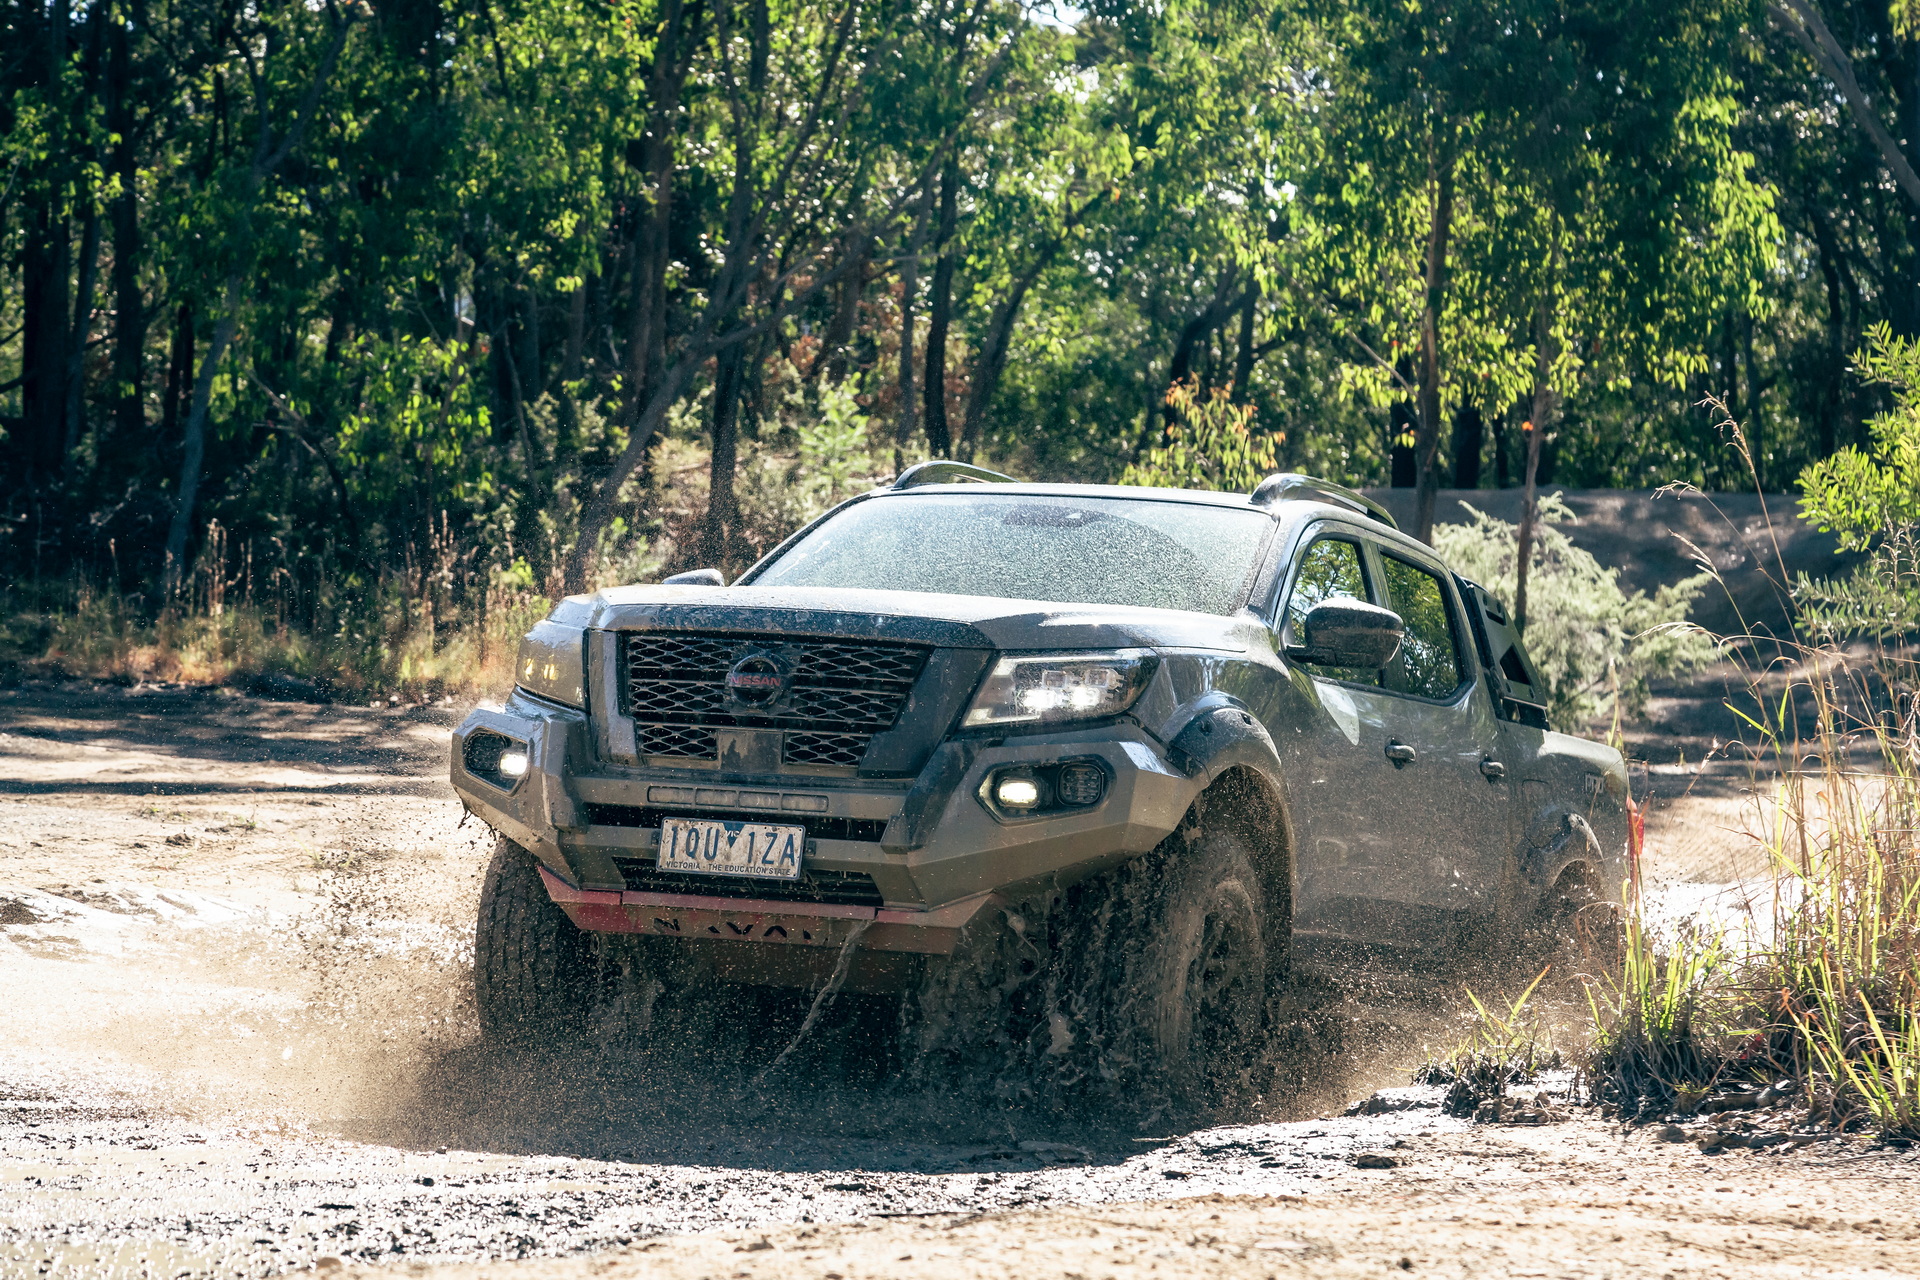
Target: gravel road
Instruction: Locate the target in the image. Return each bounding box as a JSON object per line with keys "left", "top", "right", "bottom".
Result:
{"left": 3, "top": 678, "right": 1917, "bottom": 1279}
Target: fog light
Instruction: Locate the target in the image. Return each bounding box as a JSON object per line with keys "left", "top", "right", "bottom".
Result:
{"left": 1056, "top": 761, "right": 1106, "bottom": 806}
{"left": 498, "top": 751, "right": 530, "bottom": 778}
{"left": 994, "top": 776, "right": 1041, "bottom": 809}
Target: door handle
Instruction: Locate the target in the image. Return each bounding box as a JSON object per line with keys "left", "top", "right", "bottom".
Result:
{"left": 1480, "top": 757, "right": 1507, "bottom": 780}
{"left": 1384, "top": 739, "right": 1416, "bottom": 765}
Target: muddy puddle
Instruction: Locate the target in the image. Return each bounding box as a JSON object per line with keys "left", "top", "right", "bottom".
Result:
{"left": 0, "top": 849, "right": 1485, "bottom": 1276}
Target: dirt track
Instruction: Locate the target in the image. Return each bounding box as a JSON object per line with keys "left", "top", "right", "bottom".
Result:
{"left": 2, "top": 678, "right": 1917, "bottom": 1279}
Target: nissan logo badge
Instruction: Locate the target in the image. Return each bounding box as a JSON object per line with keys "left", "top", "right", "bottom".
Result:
{"left": 725, "top": 653, "right": 788, "bottom": 707}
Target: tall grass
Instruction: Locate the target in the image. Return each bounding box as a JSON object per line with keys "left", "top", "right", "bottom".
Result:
{"left": 1580, "top": 645, "right": 1920, "bottom": 1138}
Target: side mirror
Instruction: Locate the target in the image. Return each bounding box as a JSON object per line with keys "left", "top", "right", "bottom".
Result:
{"left": 1286, "top": 599, "right": 1404, "bottom": 669}
{"left": 662, "top": 568, "right": 725, "bottom": 587}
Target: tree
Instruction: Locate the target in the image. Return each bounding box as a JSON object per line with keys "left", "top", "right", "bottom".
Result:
{"left": 555, "top": 0, "right": 1032, "bottom": 592}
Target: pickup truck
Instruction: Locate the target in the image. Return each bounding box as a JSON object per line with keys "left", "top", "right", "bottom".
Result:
{"left": 450, "top": 465, "right": 1628, "bottom": 1105}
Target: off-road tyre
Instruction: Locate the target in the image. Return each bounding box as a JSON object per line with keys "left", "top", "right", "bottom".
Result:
{"left": 900, "top": 813, "right": 1279, "bottom": 1117}
{"left": 475, "top": 837, "right": 596, "bottom": 1046}
{"left": 1039, "top": 818, "right": 1275, "bottom": 1116}
{"left": 1134, "top": 823, "right": 1272, "bottom": 1103}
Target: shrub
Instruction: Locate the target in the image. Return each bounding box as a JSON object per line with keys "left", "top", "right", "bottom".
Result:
{"left": 1433, "top": 495, "right": 1719, "bottom": 731}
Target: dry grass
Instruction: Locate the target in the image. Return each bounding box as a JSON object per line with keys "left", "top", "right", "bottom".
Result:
{"left": 1579, "top": 649, "right": 1920, "bottom": 1138}
{"left": 0, "top": 572, "right": 548, "bottom": 701}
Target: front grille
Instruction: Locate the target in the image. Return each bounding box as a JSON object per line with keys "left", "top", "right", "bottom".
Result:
{"left": 638, "top": 723, "right": 717, "bottom": 759}
{"left": 782, "top": 731, "right": 871, "bottom": 768}
{"left": 583, "top": 803, "right": 889, "bottom": 844}
{"left": 623, "top": 631, "right": 929, "bottom": 768}
{"left": 611, "top": 857, "right": 885, "bottom": 908}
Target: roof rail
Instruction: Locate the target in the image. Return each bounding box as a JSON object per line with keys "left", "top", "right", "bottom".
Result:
{"left": 1248, "top": 472, "right": 1398, "bottom": 529}
{"left": 892, "top": 460, "right": 1018, "bottom": 490}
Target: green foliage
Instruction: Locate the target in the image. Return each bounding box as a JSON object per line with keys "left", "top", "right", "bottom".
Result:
{"left": 1795, "top": 529, "right": 1920, "bottom": 644}
{"left": 1793, "top": 324, "right": 1920, "bottom": 642}
{"left": 1801, "top": 323, "right": 1920, "bottom": 552}
{"left": 1433, "top": 496, "right": 1719, "bottom": 730}
{"left": 0, "top": 0, "right": 1877, "bottom": 620}
{"left": 1418, "top": 966, "right": 1559, "bottom": 1119}
{"left": 1119, "top": 381, "right": 1277, "bottom": 493}
{"left": 1584, "top": 914, "right": 1735, "bottom": 1120}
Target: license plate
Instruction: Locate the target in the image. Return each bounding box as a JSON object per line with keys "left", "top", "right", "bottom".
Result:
{"left": 658, "top": 818, "right": 806, "bottom": 882}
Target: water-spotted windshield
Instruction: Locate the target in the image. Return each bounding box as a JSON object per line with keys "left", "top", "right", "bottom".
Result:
{"left": 746, "top": 493, "right": 1273, "bottom": 615}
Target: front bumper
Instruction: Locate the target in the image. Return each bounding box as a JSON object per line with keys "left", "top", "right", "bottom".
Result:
{"left": 450, "top": 691, "right": 1199, "bottom": 958}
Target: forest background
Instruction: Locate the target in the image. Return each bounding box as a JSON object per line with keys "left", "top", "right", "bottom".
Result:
{"left": 0, "top": 0, "right": 1911, "bottom": 692}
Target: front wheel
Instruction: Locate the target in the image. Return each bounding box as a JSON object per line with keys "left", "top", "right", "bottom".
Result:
{"left": 474, "top": 837, "right": 596, "bottom": 1045}
{"left": 1136, "top": 824, "right": 1273, "bottom": 1106}
{"left": 1049, "top": 818, "right": 1279, "bottom": 1114}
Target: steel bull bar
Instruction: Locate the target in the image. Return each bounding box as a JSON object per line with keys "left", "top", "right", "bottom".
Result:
{"left": 538, "top": 866, "right": 994, "bottom": 956}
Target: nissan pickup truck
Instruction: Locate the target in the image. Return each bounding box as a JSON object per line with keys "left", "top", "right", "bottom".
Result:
{"left": 450, "top": 465, "right": 1628, "bottom": 1102}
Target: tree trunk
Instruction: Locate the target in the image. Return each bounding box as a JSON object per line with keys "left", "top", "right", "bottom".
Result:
{"left": 63, "top": 201, "right": 103, "bottom": 466}
{"left": 959, "top": 254, "right": 1050, "bottom": 458}
{"left": 1231, "top": 282, "right": 1257, "bottom": 404}
{"left": 323, "top": 286, "right": 352, "bottom": 365}
{"left": 1515, "top": 299, "right": 1556, "bottom": 634}
{"left": 1389, "top": 398, "right": 1416, "bottom": 488}
{"left": 1769, "top": 0, "right": 1920, "bottom": 209}
{"left": 563, "top": 278, "right": 587, "bottom": 384}
{"left": 1412, "top": 160, "right": 1455, "bottom": 546}
{"left": 164, "top": 279, "right": 242, "bottom": 589}
{"left": 1809, "top": 210, "right": 1847, "bottom": 458}
{"left": 109, "top": 13, "right": 144, "bottom": 444}
{"left": 564, "top": 357, "right": 700, "bottom": 591}
{"left": 894, "top": 186, "right": 936, "bottom": 469}
{"left": 922, "top": 158, "right": 960, "bottom": 457}
{"left": 162, "top": 302, "right": 194, "bottom": 448}
{"left": 816, "top": 234, "right": 868, "bottom": 383}
{"left": 21, "top": 195, "right": 71, "bottom": 483}
{"left": 704, "top": 343, "right": 745, "bottom": 566}
{"left": 1450, "top": 403, "right": 1483, "bottom": 489}
{"left": 15, "top": 0, "right": 70, "bottom": 484}
{"left": 700, "top": 0, "right": 766, "bottom": 570}
{"left": 622, "top": 0, "right": 696, "bottom": 434}
{"left": 1160, "top": 272, "right": 1239, "bottom": 438}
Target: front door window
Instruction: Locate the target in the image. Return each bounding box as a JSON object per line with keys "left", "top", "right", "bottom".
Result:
{"left": 1284, "top": 537, "right": 1379, "bottom": 687}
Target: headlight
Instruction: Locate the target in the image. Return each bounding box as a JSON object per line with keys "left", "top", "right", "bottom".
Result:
{"left": 516, "top": 619, "right": 585, "bottom": 708}
{"left": 962, "top": 650, "right": 1155, "bottom": 728}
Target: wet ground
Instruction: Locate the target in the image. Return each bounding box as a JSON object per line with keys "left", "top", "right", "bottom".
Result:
{"left": 3, "top": 678, "right": 1918, "bottom": 1279}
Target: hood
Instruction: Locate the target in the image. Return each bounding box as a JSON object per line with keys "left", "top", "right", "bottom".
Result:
{"left": 571, "top": 584, "right": 1258, "bottom": 652}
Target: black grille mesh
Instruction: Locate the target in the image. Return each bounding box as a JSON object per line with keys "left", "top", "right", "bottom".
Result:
{"left": 638, "top": 723, "right": 717, "bottom": 759}
{"left": 611, "top": 857, "right": 885, "bottom": 908}
{"left": 782, "top": 732, "right": 870, "bottom": 768}
{"left": 622, "top": 631, "right": 928, "bottom": 767}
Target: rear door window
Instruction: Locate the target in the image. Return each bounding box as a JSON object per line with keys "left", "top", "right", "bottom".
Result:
{"left": 1379, "top": 553, "right": 1467, "bottom": 700}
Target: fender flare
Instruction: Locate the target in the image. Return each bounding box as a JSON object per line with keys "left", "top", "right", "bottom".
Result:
{"left": 1520, "top": 811, "right": 1607, "bottom": 901}
{"left": 1164, "top": 694, "right": 1285, "bottom": 789}
{"left": 1162, "top": 695, "right": 1296, "bottom": 917}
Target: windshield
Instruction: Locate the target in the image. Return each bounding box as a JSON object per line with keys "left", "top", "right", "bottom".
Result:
{"left": 747, "top": 493, "right": 1272, "bottom": 614}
